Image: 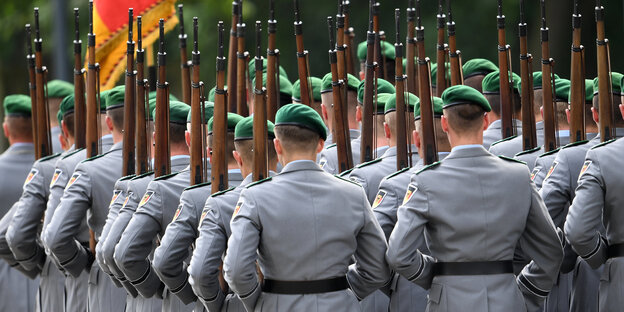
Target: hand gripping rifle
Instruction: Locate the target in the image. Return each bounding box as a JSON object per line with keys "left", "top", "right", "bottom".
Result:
{"left": 227, "top": 1, "right": 239, "bottom": 113}
{"left": 360, "top": 0, "right": 376, "bottom": 163}
{"left": 122, "top": 9, "right": 136, "bottom": 176}
{"left": 496, "top": 0, "right": 515, "bottom": 139}
{"left": 518, "top": 0, "right": 537, "bottom": 151}
{"left": 447, "top": 0, "right": 463, "bottom": 86}
{"left": 154, "top": 20, "right": 171, "bottom": 177}
{"left": 394, "top": 9, "right": 409, "bottom": 170}
{"left": 73, "top": 8, "right": 86, "bottom": 149}
{"left": 540, "top": 0, "right": 558, "bottom": 151}
{"left": 33, "top": 8, "right": 52, "bottom": 158}
{"left": 212, "top": 22, "right": 229, "bottom": 193}
{"left": 293, "top": 0, "right": 312, "bottom": 106}
{"left": 595, "top": 0, "right": 614, "bottom": 142}
{"left": 568, "top": 0, "right": 586, "bottom": 143}
{"left": 253, "top": 21, "right": 269, "bottom": 181}
{"left": 178, "top": 5, "right": 192, "bottom": 105}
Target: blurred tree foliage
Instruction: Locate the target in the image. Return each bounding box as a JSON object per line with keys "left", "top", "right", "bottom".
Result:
{"left": 1, "top": 0, "right": 623, "bottom": 150}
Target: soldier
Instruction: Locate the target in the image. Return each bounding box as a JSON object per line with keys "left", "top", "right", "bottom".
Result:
{"left": 462, "top": 58, "right": 498, "bottom": 93}
{"left": 357, "top": 40, "right": 395, "bottom": 81}
{"left": 292, "top": 77, "right": 323, "bottom": 119}
{"left": 224, "top": 103, "right": 390, "bottom": 311}
{"left": 318, "top": 78, "right": 395, "bottom": 174}
{"left": 44, "top": 86, "right": 128, "bottom": 312}
{"left": 372, "top": 96, "right": 450, "bottom": 312}
{"left": 386, "top": 85, "right": 563, "bottom": 312}
{"left": 247, "top": 58, "right": 289, "bottom": 107}
{"left": 481, "top": 70, "right": 523, "bottom": 149}
{"left": 6, "top": 93, "right": 76, "bottom": 312}
{"left": 319, "top": 72, "right": 360, "bottom": 148}
{"left": 151, "top": 108, "right": 248, "bottom": 306}
{"left": 186, "top": 116, "right": 278, "bottom": 311}
{"left": 46, "top": 80, "right": 75, "bottom": 153}
{"left": 0, "top": 94, "right": 37, "bottom": 312}
{"left": 348, "top": 92, "right": 420, "bottom": 203}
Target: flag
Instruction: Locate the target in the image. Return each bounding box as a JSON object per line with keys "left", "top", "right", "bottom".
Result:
{"left": 92, "top": 0, "right": 179, "bottom": 90}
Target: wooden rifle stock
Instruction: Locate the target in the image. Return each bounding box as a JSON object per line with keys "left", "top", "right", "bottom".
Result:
{"left": 360, "top": 0, "right": 376, "bottom": 163}
{"left": 518, "top": 0, "right": 537, "bottom": 151}
{"left": 178, "top": 5, "right": 191, "bottom": 105}
{"left": 266, "top": 0, "right": 278, "bottom": 121}
{"left": 406, "top": 1, "right": 417, "bottom": 95}
{"left": 73, "top": 9, "right": 86, "bottom": 149}
{"left": 394, "top": 9, "right": 409, "bottom": 170}
{"left": 293, "top": 0, "right": 312, "bottom": 107}
{"left": 335, "top": 3, "right": 351, "bottom": 146}
{"left": 122, "top": 9, "right": 136, "bottom": 177}
{"left": 135, "top": 16, "right": 150, "bottom": 174}
{"left": 25, "top": 25, "right": 38, "bottom": 154}
{"left": 253, "top": 21, "right": 268, "bottom": 181}
{"left": 33, "top": 8, "right": 52, "bottom": 159}
{"left": 190, "top": 17, "right": 204, "bottom": 186}
{"left": 227, "top": 1, "right": 239, "bottom": 113}
{"left": 496, "top": 0, "right": 514, "bottom": 140}
{"left": 595, "top": 1, "right": 614, "bottom": 142}
{"left": 342, "top": 1, "right": 356, "bottom": 77}
{"left": 212, "top": 22, "right": 229, "bottom": 193}
{"left": 540, "top": 0, "right": 557, "bottom": 151}
{"left": 569, "top": 0, "right": 586, "bottom": 143}
{"left": 154, "top": 19, "right": 171, "bottom": 178}
{"left": 236, "top": 1, "right": 248, "bottom": 116}
{"left": 416, "top": 0, "right": 438, "bottom": 165}
{"left": 372, "top": 3, "right": 384, "bottom": 81}
{"left": 86, "top": 1, "right": 100, "bottom": 159}
{"left": 447, "top": 0, "right": 462, "bottom": 86}
{"left": 435, "top": 1, "right": 447, "bottom": 96}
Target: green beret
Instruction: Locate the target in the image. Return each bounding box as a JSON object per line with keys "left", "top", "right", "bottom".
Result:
{"left": 59, "top": 94, "right": 75, "bottom": 118}
{"left": 57, "top": 109, "right": 63, "bottom": 125}
{"left": 292, "top": 77, "right": 322, "bottom": 102}
{"left": 554, "top": 78, "right": 571, "bottom": 102}
{"left": 320, "top": 73, "right": 360, "bottom": 93}
{"left": 252, "top": 74, "right": 293, "bottom": 97}
{"left": 482, "top": 70, "right": 521, "bottom": 94}
{"left": 207, "top": 86, "right": 227, "bottom": 102}
{"left": 207, "top": 112, "right": 244, "bottom": 134}
{"left": 149, "top": 100, "right": 190, "bottom": 125}
{"left": 104, "top": 85, "right": 126, "bottom": 110}
{"left": 441, "top": 85, "right": 491, "bottom": 112}
{"left": 384, "top": 92, "right": 418, "bottom": 114}
{"left": 275, "top": 103, "right": 327, "bottom": 140}
{"left": 248, "top": 58, "right": 289, "bottom": 81}
{"left": 373, "top": 93, "right": 392, "bottom": 114}
{"left": 47, "top": 80, "right": 74, "bottom": 99}
{"left": 462, "top": 58, "right": 498, "bottom": 79}
{"left": 531, "top": 72, "right": 560, "bottom": 90}
{"left": 593, "top": 72, "right": 623, "bottom": 95}
{"left": 186, "top": 101, "right": 214, "bottom": 124}
{"left": 357, "top": 40, "right": 395, "bottom": 62}
{"left": 586, "top": 79, "right": 594, "bottom": 103}
{"left": 414, "top": 96, "right": 444, "bottom": 120}
{"left": 430, "top": 62, "right": 450, "bottom": 87}
{"left": 357, "top": 78, "right": 396, "bottom": 104}
{"left": 3, "top": 94, "right": 32, "bottom": 117}
{"left": 98, "top": 89, "right": 110, "bottom": 111}
{"left": 234, "top": 115, "right": 276, "bottom": 141}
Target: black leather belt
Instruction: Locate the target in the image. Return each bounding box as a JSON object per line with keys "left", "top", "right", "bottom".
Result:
{"left": 262, "top": 276, "right": 348, "bottom": 294}
{"left": 607, "top": 243, "right": 624, "bottom": 259}
{"left": 434, "top": 261, "right": 514, "bottom": 276}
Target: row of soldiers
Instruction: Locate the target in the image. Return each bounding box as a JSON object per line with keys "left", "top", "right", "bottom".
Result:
{"left": 0, "top": 1, "right": 623, "bottom": 312}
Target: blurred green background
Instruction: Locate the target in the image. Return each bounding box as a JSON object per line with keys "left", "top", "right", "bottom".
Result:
{"left": 1, "top": 0, "right": 623, "bottom": 151}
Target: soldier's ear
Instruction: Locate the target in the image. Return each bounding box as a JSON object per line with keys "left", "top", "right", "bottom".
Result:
{"left": 383, "top": 122, "right": 391, "bottom": 140}
{"left": 565, "top": 108, "right": 571, "bottom": 125}
{"left": 356, "top": 106, "right": 362, "bottom": 122}
{"left": 619, "top": 104, "right": 624, "bottom": 120}
{"left": 321, "top": 104, "right": 329, "bottom": 122}
{"left": 591, "top": 107, "right": 599, "bottom": 124}
{"left": 316, "top": 139, "right": 324, "bottom": 154}
{"left": 440, "top": 116, "right": 450, "bottom": 133}
{"left": 273, "top": 138, "right": 283, "bottom": 156}
{"left": 185, "top": 131, "right": 191, "bottom": 148}
{"left": 412, "top": 130, "right": 421, "bottom": 149}
{"left": 233, "top": 150, "right": 243, "bottom": 168}
{"left": 2, "top": 121, "right": 8, "bottom": 139}
{"left": 482, "top": 114, "right": 489, "bottom": 131}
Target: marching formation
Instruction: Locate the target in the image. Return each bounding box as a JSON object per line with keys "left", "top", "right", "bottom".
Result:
{"left": 0, "top": 0, "right": 622, "bottom": 312}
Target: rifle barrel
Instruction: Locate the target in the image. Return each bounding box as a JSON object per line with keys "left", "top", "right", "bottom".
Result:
{"left": 416, "top": 4, "right": 438, "bottom": 165}
{"left": 122, "top": 9, "right": 136, "bottom": 176}
{"left": 33, "top": 8, "right": 52, "bottom": 158}
{"left": 212, "top": 21, "right": 229, "bottom": 193}
{"left": 518, "top": 0, "right": 537, "bottom": 151}
{"left": 569, "top": 0, "right": 586, "bottom": 143}
{"left": 541, "top": 0, "right": 557, "bottom": 151}
{"left": 73, "top": 8, "right": 86, "bottom": 149}
{"left": 227, "top": 1, "right": 239, "bottom": 113}
{"left": 394, "top": 8, "right": 408, "bottom": 170}
{"left": 86, "top": 0, "right": 100, "bottom": 158}
{"left": 360, "top": 0, "right": 376, "bottom": 163}
{"left": 497, "top": 0, "right": 514, "bottom": 139}
{"left": 293, "top": 0, "right": 312, "bottom": 106}
{"left": 595, "top": 1, "right": 614, "bottom": 141}
{"left": 253, "top": 21, "right": 268, "bottom": 181}
{"left": 154, "top": 19, "right": 171, "bottom": 177}
{"left": 135, "top": 16, "right": 150, "bottom": 174}
{"left": 178, "top": 5, "right": 191, "bottom": 105}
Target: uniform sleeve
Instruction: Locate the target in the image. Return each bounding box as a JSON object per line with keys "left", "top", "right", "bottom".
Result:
{"left": 7, "top": 163, "right": 47, "bottom": 271}
{"left": 42, "top": 164, "right": 69, "bottom": 241}
{"left": 349, "top": 169, "right": 369, "bottom": 201}
{"left": 347, "top": 187, "right": 391, "bottom": 299}
{"left": 386, "top": 174, "right": 436, "bottom": 290}
{"left": 0, "top": 203, "right": 40, "bottom": 279}
{"left": 96, "top": 188, "right": 124, "bottom": 287}
{"left": 189, "top": 199, "right": 228, "bottom": 312}
{"left": 44, "top": 165, "right": 93, "bottom": 277}
{"left": 114, "top": 183, "right": 164, "bottom": 298}
{"left": 539, "top": 152, "right": 572, "bottom": 228}
{"left": 517, "top": 181, "right": 564, "bottom": 312}
{"left": 373, "top": 181, "right": 401, "bottom": 241}
{"left": 223, "top": 189, "right": 262, "bottom": 312}
{"left": 564, "top": 150, "right": 606, "bottom": 269}
{"left": 531, "top": 157, "right": 548, "bottom": 189}
{"left": 488, "top": 142, "right": 503, "bottom": 155}
{"left": 319, "top": 148, "right": 338, "bottom": 175}
{"left": 153, "top": 193, "right": 199, "bottom": 304}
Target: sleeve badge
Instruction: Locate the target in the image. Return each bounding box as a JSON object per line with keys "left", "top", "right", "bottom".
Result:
{"left": 109, "top": 190, "right": 122, "bottom": 207}
{"left": 23, "top": 169, "right": 39, "bottom": 187}
{"left": 65, "top": 173, "right": 81, "bottom": 190}
{"left": 530, "top": 167, "right": 540, "bottom": 181}
{"left": 232, "top": 200, "right": 244, "bottom": 220}
{"left": 578, "top": 160, "right": 592, "bottom": 182}
{"left": 402, "top": 184, "right": 418, "bottom": 205}
{"left": 172, "top": 204, "right": 183, "bottom": 222}
{"left": 138, "top": 191, "right": 154, "bottom": 207}
{"left": 50, "top": 169, "right": 62, "bottom": 187}
{"left": 372, "top": 190, "right": 387, "bottom": 208}
{"left": 544, "top": 161, "right": 558, "bottom": 181}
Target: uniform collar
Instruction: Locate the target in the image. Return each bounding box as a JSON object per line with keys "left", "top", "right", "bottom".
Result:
{"left": 447, "top": 144, "right": 490, "bottom": 160}
{"left": 380, "top": 146, "right": 397, "bottom": 158}
{"left": 535, "top": 121, "right": 544, "bottom": 131}
{"left": 9, "top": 142, "right": 35, "bottom": 149}
{"left": 281, "top": 159, "right": 322, "bottom": 174}
{"left": 486, "top": 119, "right": 521, "bottom": 131}
{"left": 349, "top": 129, "right": 361, "bottom": 139}
{"left": 171, "top": 155, "right": 191, "bottom": 168}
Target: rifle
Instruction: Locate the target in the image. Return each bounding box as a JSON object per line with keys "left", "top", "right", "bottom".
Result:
{"left": 496, "top": 0, "right": 514, "bottom": 139}
{"left": 416, "top": 0, "right": 438, "bottom": 165}
{"left": 266, "top": 0, "right": 279, "bottom": 121}
{"left": 227, "top": 1, "right": 239, "bottom": 113}
{"left": 236, "top": 1, "right": 248, "bottom": 116}
{"left": 135, "top": 16, "right": 150, "bottom": 174}
{"left": 569, "top": 0, "right": 586, "bottom": 143}
{"left": 212, "top": 22, "right": 228, "bottom": 193}
{"left": 435, "top": 0, "right": 447, "bottom": 96}
{"left": 360, "top": 0, "right": 376, "bottom": 163}
{"left": 540, "top": 0, "right": 557, "bottom": 151}
{"left": 253, "top": 21, "right": 268, "bottom": 181}
{"left": 122, "top": 9, "right": 136, "bottom": 176}
{"left": 25, "top": 25, "right": 38, "bottom": 151}
{"left": 73, "top": 9, "right": 86, "bottom": 149}
{"left": 154, "top": 20, "right": 171, "bottom": 177}
{"left": 190, "top": 17, "right": 205, "bottom": 186}
{"left": 178, "top": 5, "right": 191, "bottom": 105}
{"left": 518, "top": 0, "right": 537, "bottom": 151}
{"left": 595, "top": 0, "right": 614, "bottom": 142}
{"left": 342, "top": 1, "right": 356, "bottom": 77}
{"left": 394, "top": 9, "right": 409, "bottom": 170}
{"left": 293, "top": 0, "right": 312, "bottom": 106}
{"left": 86, "top": 0, "right": 101, "bottom": 159}
{"left": 372, "top": 2, "right": 384, "bottom": 81}
{"left": 33, "top": 8, "right": 52, "bottom": 159}
{"left": 406, "top": 0, "right": 417, "bottom": 95}
{"left": 335, "top": 2, "right": 351, "bottom": 142}
{"left": 328, "top": 16, "right": 353, "bottom": 172}
{"left": 447, "top": 0, "right": 462, "bottom": 86}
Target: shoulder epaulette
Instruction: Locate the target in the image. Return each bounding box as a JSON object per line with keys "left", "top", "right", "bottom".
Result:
{"left": 82, "top": 147, "right": 118, "bottom": 163}
{"left": 119, "top": 174, "right": 136, "bottom": 181}
{"left": 154, "top": 171, "right": 181, "bottom": 181}
{"left": 335, "top": 175, "right": 361, "bottom": 186}
{"left": 185, "top": 181, "right": 212, "bottom": 191}
{"left": 61, "top": 148, "right": 84, "bottom": 160}
{"left": 515, "top": 146, "right": 542, "bottom": 157}
{"left": 246, "top": 176, "right": 272, "bottom": 188}
{"left": 131, "top": 171, "right": 154, "bottom": 180}
{"left": 491, "top": 135, "right": 518, "bottom": 147}
{"left": 324, "top": 143, "right": 337, "bottom": 150}
{"left": 498, "top": 155, "right": 526, "bottom": 165}
{"left": 210, "top": 186, "right": 236, "bottom": 197}
{"left": 416, "top": 161, "right": 441, "bottom": 174}
{"left": 355, "top": 157, "right": 382, "bottom": 169}
{"left": 39, "top": 152, "right": 62, "bottom": 162}
{"left": 385, "top": 167, "right": 410, "bottom": 180}
{"left": 591, "top": 138, "right": 616, "bottom": 150}
{"left": 561, "top": 139, "right": 589, "bottom": 150}
{"left": 338, "top": 167, "right": 354, "bottom": 177}
{"left": 538, "top": 147, "right": 561, "bottom": 158}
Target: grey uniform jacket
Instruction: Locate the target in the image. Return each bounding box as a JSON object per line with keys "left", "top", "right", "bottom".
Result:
{"left": 386, "top": 146, "right": 563, "bottom": 312}
{"left": 153, "top": 170, "right": 243, "bottom": 305}
{"left": 483, "top": 119, "right": 522, "bottom": 150}
{"left": 489, "top": 121, "right": 545, "bottom": 157}
{"left": 318, "top": 129, "right": 361, "bottom": 174}
{"left": 565, "top": 137, "right": 624, "bottom": 311}
{"left": 224, "top": 160, "right": 390, "bottom": 312}
{"left": 45, "top": 141, "right": 127, "bottom": 312}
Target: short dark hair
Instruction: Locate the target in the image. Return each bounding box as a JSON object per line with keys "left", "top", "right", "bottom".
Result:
{"left": 593, "top": 94, "right": 624, "bottom": 126}
{"left": 444, "top": 103, "right": 486, "bottom": 133}
{"left": 170, "top": 123, "right": 187, "bottom": 145}
{"left": 5, "top": 116, "right": 33, "bottom": 141}
{"left": 484, "top": 92, "right": 521, "bottom": 116}
{"left": 208, "top": 131, "right": 237, "bottom": 165}
{"left": 106, "top": 107, "right": 124, "bottom": 131}
{"left": 234, "top": 138, "right": 278, "bottom": 167}
{"left": 464, "top": 75, "right": 485, "bottom": 93}
{"left": 274, "top": 125, "right": 320, "bottom": 153}
{"left": 63, "top": 113, "right": 75, "bottom": 137}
